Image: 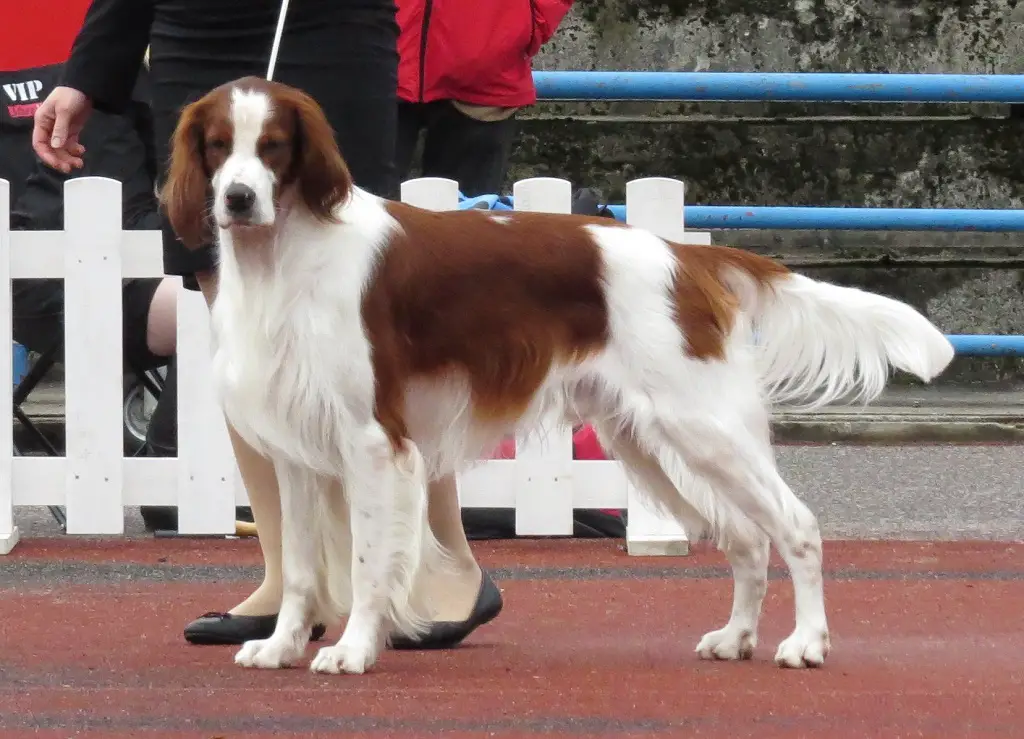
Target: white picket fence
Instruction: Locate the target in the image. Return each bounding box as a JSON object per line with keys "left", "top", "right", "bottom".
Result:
{"left": 0, "top": 175, "right": 711, "bottom": 556}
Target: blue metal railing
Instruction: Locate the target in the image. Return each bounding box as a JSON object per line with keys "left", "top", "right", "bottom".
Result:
{"left": 606, "top": 206, "right": 1024, "bottom": 232}
{"left": 946, "top": 336, "right": 1024, "bottom": 356}
{"left": 533, "top": 71, "right": 1024, "bottom": 103}
{"left": 535, "top": 72, "right": 1024, "bottom": 231}
{"left": 462, "top": 197, "right": 1024, "bottom": 232}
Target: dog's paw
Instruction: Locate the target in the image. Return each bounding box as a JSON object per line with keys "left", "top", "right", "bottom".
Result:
{"left": 695, "top": 625, "right": 757, "bottom": 661}
{"left": 234, "top": 637, "right": 305, "bottom": 669}
{"left": 774, "top": 629, "right": 830, "bottom": 668}
{"left": 309, "top": 642, "right": 378, "bottom": 675}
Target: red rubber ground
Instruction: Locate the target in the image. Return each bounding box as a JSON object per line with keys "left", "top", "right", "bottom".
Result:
{"left": 2, "top": 538, "right": 1022, "bottom": 737}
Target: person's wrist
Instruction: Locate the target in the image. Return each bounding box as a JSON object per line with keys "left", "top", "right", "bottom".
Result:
{"left": 60, "top": 86, "right": 90, "bottom": 102}
{"left": 52, "top": 82, "right": 94, "bottom": 109}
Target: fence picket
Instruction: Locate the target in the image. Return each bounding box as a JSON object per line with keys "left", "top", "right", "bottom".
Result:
{"left": 511, "top": 178, "right": 577, "bottom": 536}
{"left": 622, "top": 178, "right": 692, "bottom": 555}
{"left": 400, "top": 177, "right": 460, "bottom": 212}
{"left": 63, "top": 178, "right": 125, "bottom": 534}
{"left": 175, "top": 286, "right": 238, "bottom": 534}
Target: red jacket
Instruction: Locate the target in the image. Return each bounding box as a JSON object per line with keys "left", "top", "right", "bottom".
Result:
{"left": 397, "top": 0, "right": 574, "bottom": 108}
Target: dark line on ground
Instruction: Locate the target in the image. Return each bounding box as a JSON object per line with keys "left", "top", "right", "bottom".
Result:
{"left": 1, "top": 561, "right": 1022, "bottom": 589}
{"left": 0, "top": 712, "right": 1015, "bottom": 736}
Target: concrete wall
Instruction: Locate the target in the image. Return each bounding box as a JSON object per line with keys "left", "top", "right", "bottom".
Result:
{"left": 539, "top": 0, "right": 1024, "bottom": 76}
{"left": 511, "top": 0, "right": 1024, "bottom": 385}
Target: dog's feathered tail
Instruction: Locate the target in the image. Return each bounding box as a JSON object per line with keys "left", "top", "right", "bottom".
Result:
{"left": 717, "top": 251, "right": 954, "bottom": 410}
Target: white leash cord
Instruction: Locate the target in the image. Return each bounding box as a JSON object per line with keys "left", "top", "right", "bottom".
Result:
{"left": 266, "top": 0, "right": 292, "bottom": 81}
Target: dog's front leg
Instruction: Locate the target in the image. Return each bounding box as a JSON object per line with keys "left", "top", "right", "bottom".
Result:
{"left": 310, "top": 424, "right": 406, "bottom": 675}
{"left": 235, "top": 458, "right": 321, "bottom": 669}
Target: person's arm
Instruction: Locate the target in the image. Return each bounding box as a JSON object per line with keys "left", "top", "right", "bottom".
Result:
{"left": 528, "top": 0, "right": 574, "bottom": 56}
{"left": 60, "top": 0, "right": 155, "bottom": 113}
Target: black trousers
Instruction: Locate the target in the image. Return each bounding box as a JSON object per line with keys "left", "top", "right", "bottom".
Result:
{"left": 149, "top": 5, "right": 400, "bottom": 289}
{"left": 396, "top": 101, "right": 517, "bottom": 197}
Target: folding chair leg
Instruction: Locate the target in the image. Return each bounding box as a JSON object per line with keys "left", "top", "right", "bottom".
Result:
{"left": 13, "top": 406, "right": 60, "bottom": 456}
{"left": 11, "top": 419, "right": 67, "bottom": 532}
{"left": 47, "top": 506, "right": 67, "bottom": 531}
{"left": 139, "top": 368, "right": 165, "bottom": 397}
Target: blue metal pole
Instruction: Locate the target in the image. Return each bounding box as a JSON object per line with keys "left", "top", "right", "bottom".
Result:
{"left": 947, "top": 335, "right": 1024, "bottom": 357}
{"left": 533, "top": 71, "right": 1024, "bottom": 103}
{"left": 603, "top": 205, "right": 1024, "bottom": 232}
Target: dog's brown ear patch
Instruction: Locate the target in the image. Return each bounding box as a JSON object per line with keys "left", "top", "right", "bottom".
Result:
{"left": 160, "top": 93, "right": 218, "bottom": 249}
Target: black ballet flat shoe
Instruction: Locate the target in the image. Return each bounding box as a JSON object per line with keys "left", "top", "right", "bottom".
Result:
{"left": 183, "top": 612, "right": 327, "bottom": 645}
{"left": 389, "top": 570, "right": 503, "bottom": 650}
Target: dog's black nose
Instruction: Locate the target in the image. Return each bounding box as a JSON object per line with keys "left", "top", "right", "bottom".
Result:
{"left": 224, "top": 183, "right": 256, "bottom": 216}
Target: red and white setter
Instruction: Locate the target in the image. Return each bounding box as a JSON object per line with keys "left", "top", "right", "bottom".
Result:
{"left": 161, "top": 77, "right": 954, "bottom": 675}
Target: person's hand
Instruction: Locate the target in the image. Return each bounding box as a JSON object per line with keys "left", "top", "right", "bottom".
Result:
{"left": 32, "top": 86, "right": 93, "bottom": 173}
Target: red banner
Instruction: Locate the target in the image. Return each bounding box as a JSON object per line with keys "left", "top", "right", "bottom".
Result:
{"left": 0, "top": 0, "right": 92, "bottom": 71}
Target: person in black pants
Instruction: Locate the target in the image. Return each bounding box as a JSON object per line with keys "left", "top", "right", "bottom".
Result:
{"left": 32, "top": 0, "right": 503, "bottom": 650}
{"left": 394, "top": 0, "right": 575, "bottom": 196}
{"left": 396, "top": 101, "right": 518, "bottom": 198}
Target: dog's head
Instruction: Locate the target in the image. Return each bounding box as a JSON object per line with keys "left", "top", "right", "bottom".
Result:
{"left": 160, "top": 76, "right": 352, "bottom": 248}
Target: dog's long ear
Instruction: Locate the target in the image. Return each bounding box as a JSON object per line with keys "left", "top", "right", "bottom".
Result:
{"left": 288, "top": 89, "right": 353, "bottom": 223}
{"left": 160, "top": 96, "right": 214, "bottom": 249}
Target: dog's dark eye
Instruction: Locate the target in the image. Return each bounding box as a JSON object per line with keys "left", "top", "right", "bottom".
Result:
{"left": 207, "top": 138, "right": 228, "bottom": 151}
{"left": 260, "top": 139, "right": 286, "bottom": 154}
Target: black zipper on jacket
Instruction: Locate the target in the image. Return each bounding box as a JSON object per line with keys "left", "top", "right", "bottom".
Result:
{"left": 417, "top": 0, "right": 434, "bottom": 102}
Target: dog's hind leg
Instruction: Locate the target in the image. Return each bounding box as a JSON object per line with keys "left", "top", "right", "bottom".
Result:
{"left": 310, "top": 428, "right": 436, "bottom": 675}
{"left": 593, "top": 421, "right": 769, "bottom": 661}
{"left": 647, "top": 400, "right": 829, "bottom": 669}
{"left": 235, "top": 458, "right": 326, "bottom": 669}
{"left": 591, "top": 420, "right": 710, "bottom": 541}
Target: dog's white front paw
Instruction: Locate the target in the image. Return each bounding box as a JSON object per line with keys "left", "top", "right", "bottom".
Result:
{"left": 695, "top": 625, "right": 757, "bottom": 661}
{"left": 234, "top": 636, "right": 305, "bottom": 669}
{"left": 774, "top": 628, "right": 830, "bottom": 668}
{"left": 309, "top": 642, "right": 378, "bottom": 675}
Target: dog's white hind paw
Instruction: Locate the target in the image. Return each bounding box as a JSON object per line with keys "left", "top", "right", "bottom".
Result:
{"left": 774, "top": 629, "right": 830, "bottom": 668}
{"left": 234, "top": 637, "right": 305, "bottom": 669}
{"left": 695, "top": 626, "right": 757, "bottom": 661}
{"left": 309, "top": 642, "right": 377, "bottom": 675}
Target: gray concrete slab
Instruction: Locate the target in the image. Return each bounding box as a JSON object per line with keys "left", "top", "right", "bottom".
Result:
{"left": 775, "top": 443, "right": 1024, "bottom": 540}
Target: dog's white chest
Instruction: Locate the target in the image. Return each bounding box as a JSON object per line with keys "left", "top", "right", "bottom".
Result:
{"left": 209, "top": 283, "right": 374, "bottom": 472}
{"left": 210, "top": 302, "right": 291, "bottom": 447}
